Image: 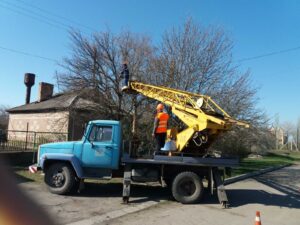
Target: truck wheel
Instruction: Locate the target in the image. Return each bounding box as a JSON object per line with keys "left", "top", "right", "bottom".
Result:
{"left": 44, "top": 162, "right": 75, "bottom": 195}
{"left": 172, "top": 171, "right": 203, "bottom": 204}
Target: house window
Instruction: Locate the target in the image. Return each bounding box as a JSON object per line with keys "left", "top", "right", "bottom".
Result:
{"left": 89, "top": 126, "right": 113, "bottom": 142}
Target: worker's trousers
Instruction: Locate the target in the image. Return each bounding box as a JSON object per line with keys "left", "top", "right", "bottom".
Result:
{"left": 155, "top": 133, "right": 166, "bottom": 152}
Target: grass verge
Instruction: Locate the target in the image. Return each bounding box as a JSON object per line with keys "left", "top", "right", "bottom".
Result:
{"left": 231, "top": 151, "right": 300, "bottom": 177}
{"left": 13, "top": 166, "right": 44, "bottom": 183}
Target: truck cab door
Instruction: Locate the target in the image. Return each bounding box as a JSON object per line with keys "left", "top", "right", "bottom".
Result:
{"left": 82, "top": 125, "right": 115, "bottom": 168}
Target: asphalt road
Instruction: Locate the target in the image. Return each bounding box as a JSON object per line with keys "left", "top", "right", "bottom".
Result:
{"left": 105, "top": 164, "right": 300, "bottom": 225}
{"left": 19, "top": 164, "right": 300, "bottom": 225}
{"left": 18, "top": 179, "right": 169, "bottom": 225}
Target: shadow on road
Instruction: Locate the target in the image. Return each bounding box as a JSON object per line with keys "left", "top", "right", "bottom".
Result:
{"left": 227, "top": 166, "right": 300, "bottom": 209}
{"left": 227, "top": 188, "right": 300, "bottom": 209}
{"left": 14, "top": 173, "right": 35, "bottom": 183}
{"left": 255, "top": 166, "right": 300, "bottom": 197}
{"left": 69, "top": 182, "right": 171, "bottom": 203}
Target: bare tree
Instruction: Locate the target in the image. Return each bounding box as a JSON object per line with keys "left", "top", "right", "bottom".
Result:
{"left": 152, "top": 19, "right": 233, "bottom": 91}
{"left": 57, "top": 29, "right": 154, "bottom": 140}
{"left": 150, "top": 19, "right": 268, "bottom": 154}
{"left": 58, "top": 30, "right": 122, "bottom": 120}
{"left": 57, "top": 19, "right": 268, "bottom": 155}
{"left": 281, "top": 121, "right": 296, "bottom": 138}
{"left": 0, "top": 105, "right": 9, "bottom": 130}
{"left": 280, "top": 121, "right": 299, "bottom": 150}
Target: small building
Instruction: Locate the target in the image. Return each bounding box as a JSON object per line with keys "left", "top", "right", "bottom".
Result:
{"left": 270, "top": 126, "right": 288, "bottom": 147}
{"left": 7, "top": 82, "right": 96, "bottom": 142}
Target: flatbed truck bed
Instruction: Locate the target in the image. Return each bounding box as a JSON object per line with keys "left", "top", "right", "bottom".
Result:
{"left": 121, "top": 154, "right": 238, "bottom": 208}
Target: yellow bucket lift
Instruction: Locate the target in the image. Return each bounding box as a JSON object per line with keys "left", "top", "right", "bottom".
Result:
{"left": 123, "top": 81, "right": 249, "bottom": 154}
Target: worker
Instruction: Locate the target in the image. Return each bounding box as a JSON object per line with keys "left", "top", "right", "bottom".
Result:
{"left": 121, "top": 62, "right": 129, "bottom": 89}
{"left": 152, "top": 103, "right": 169, "bottom": 153}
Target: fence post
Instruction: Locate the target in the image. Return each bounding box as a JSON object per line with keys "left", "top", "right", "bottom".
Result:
{"left": 32, "top": 132, "right": 37, "bottom": 163}
{"left": 25, "top": 123, "right": 29, "bottom": 151}
{"left": 33, "top": 132, "right": 36, "bottom": 150}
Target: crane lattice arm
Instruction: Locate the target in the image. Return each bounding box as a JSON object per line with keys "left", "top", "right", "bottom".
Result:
{"left": 124, "top": 81, "right": 249, "bottom": 153}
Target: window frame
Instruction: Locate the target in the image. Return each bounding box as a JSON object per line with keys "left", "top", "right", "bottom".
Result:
{"left": 88, "top": 125, "right": 113, "bottom": 143}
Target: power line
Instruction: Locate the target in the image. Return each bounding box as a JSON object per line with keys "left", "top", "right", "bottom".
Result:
{"left": 0, "top": 0, "right": 92, "bottom": 35}
{"left": 238, "top": 46, "right": 300, "bottom": 62}
{"left": 0, "top": 45, "right": 58, "bottom": 63}
{"left": 0, "top": 0, "right": 74, "bottom": 30}
{"left": 0, "top": 2, "right": 68, "bottom": 31}
{"left": 15, "top": 0, "right": 96, "bottom": 32}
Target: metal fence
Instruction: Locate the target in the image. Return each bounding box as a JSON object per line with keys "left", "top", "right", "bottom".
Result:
{"left": 0, "top": 130, "right": 68, "bottom": 152}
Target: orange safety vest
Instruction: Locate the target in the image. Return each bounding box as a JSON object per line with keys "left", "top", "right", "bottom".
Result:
{"left": 155, "top": 112, "right": 169, "bottom": 133}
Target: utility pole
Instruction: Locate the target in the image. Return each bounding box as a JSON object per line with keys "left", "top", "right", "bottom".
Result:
{"left": 274, "top": 114, "right": 280, "bottom": 150}
{"left": 297, "top": 127, "right": 299, "bottom": 151}
{"left": 275, "top": 127, "right": 278, "bottom": 150}
{"left": 287, "top": 131, "right": 290, "bottom": 151}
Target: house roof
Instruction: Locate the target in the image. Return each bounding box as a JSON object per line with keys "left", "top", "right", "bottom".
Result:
{"left": 7, "top": 92, "right": 94, "bottom": 113}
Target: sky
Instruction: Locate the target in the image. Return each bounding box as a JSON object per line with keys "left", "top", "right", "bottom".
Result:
{"left": 0, "top": 0, "right": 299, "bottom": 125}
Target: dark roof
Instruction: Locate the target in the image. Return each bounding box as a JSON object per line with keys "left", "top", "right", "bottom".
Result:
{"left": 7, "top": 92, "right": 94, "bottom": 113}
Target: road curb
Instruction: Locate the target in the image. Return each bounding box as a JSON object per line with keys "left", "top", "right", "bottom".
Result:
{"left": 224, "top": 164, "right": 292, "bottom": 185}
{"left": 66, "top": 200, "right": 164, "bottom": 225}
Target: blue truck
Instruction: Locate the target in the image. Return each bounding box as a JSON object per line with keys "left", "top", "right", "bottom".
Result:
{"left": 32, "top": 119, "right": 238, "bottom": 207}
{"left": 32, "top": 78, "right": 248, "bottom": 207}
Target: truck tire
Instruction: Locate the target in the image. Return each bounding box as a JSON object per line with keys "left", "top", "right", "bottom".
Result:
{"left": 172, "top": 171, "right": 203, "bottom": 204}
{"left": 44, "top": 162, "right": 75, "bottom": 195}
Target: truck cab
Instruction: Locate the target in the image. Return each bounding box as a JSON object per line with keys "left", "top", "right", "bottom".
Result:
{"left": 37, "top": 120, "right": 122, "bottom": 194}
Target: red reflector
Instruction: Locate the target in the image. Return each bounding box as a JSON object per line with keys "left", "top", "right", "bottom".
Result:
{"left": 29, "top": 165, "right": 37, "bottom": 174}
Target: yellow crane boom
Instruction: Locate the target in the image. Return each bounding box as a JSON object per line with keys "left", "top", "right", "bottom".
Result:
{"left": 123, "top": 81, "right": 249, "bottom": 153}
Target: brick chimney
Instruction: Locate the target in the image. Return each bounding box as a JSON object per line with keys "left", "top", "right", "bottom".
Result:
{"left": 38, "top": 82, "right": 54, "bottom": 102}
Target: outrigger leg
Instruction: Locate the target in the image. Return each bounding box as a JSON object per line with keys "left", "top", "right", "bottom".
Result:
{"left": 122, "top": 165, "right": 132, "bottom": 204}
{"left": 209, "top": 167, "right": 229, "bottom": 208}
